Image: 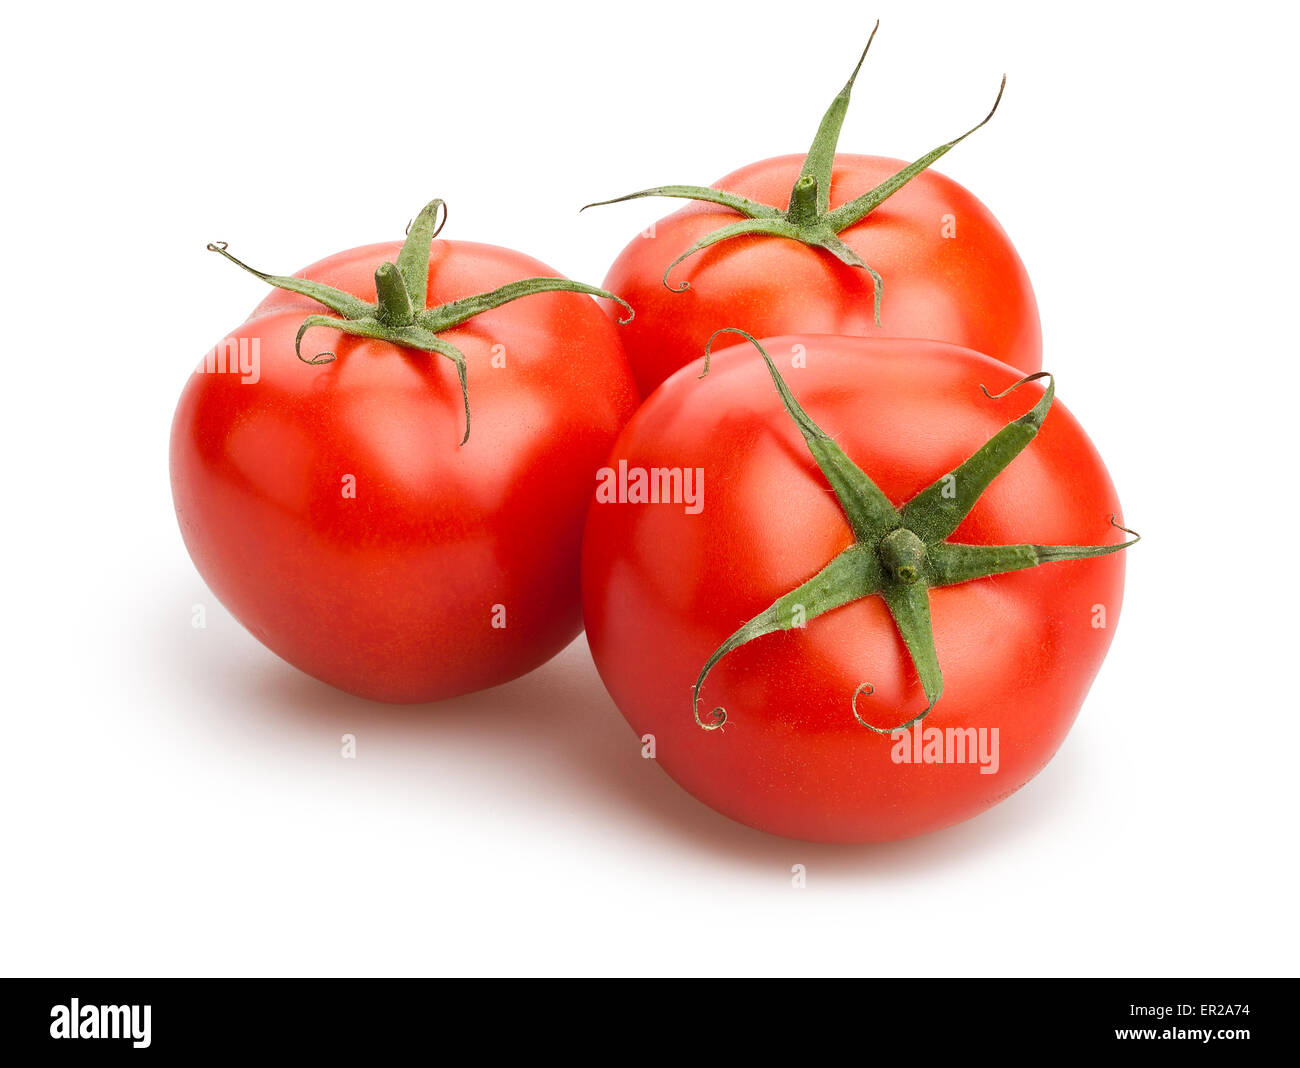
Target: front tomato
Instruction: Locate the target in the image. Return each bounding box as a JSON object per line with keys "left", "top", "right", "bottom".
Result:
{"left": 581, "top": 334, "right": 1131, "bottom": 843}
{"left": 172, "top": 200, "right": 637, "bottom": 703}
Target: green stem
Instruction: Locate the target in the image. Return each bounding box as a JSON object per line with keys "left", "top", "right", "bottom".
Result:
{"left": 687, "top": 335, "right": 1139, "bottom": 734}
{"left": 581, "top": 28, "right": 1005, "bottom": 308}
{"left": 878, "top": 528, "right": 926, "bottom": 584}
{"left": 209, "top": 197, "right": 632, "bottom": 444}
{"left": 798, "top": 20, "right": 878, "bottom": 214}
{"left": 691, "top": 543, "right": 882, "bottom": 731}
{"left": 374, "top": 262, "right": 413, "bottom": 326}
{"left": 397, "top": 198, "right": 447, "bottom": 308}
{"left": 786, "top": 176, "right": 820, "bottom": 227}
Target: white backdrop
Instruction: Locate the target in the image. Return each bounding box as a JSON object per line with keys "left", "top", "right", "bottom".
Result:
{"left": 2, "top": 0, "right": 1295, "bottom": 977}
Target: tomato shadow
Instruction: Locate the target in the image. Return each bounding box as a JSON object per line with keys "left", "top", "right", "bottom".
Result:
{"left": 159, "top": 601, "right": 1084, "bottom": 882}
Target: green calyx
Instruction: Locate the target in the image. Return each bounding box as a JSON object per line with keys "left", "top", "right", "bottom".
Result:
{"left": 691, "top": 330, "right": 1140, "bottom": 734}
{"left": 581, "top": 22, "right": 1005, "bottom": 325}
{"left": 208, "top": 198, "right": 633, "bottom": 444}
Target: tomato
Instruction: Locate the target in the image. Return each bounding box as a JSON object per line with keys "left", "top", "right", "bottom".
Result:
{"left": 600, "top": 155, "right": 1041, "bottom": 396}
{"left": 581, "top": 334, "right": 1131, "bottom": 843}
{"left": 171, "top": 200, "right": 638, "bottom": 703}
{"left": 586, "top": 29, "right": 1039, "bottom": 395}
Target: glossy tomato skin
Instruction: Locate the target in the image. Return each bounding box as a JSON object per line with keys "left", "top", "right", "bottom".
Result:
{"left": 581, "top": 336, "right": 1123, "bottom": 842}
{"left": 602, "top": 155, "right": 1041, "bottom": 396}
{"left": 172, "top": 239, "right": 637, "bottom": 703}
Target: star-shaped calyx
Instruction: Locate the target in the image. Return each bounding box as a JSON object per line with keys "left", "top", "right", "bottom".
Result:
{"left": 691, "top": 330, "right": 1139, "bottom": 733}
{"left": 582, "top": 22, "right": 1004, "bottom": 326}
{"left": 208, "top": 198, "right": 632, "bottom": 444}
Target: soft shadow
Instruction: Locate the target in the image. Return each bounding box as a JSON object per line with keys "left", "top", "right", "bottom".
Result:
{"left": 150, "top": 602, "right": 1082, "bottom": 881}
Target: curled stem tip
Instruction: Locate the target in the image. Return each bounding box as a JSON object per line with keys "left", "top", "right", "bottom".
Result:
{"left": 850, "top": 683, "right": 876, "bottom": 729}
{"left": 1108, "top": 515, "right": 1142, "bottom": 546}
{"left": 406, "top": 198, "right": 449, "bottom": 239}
{"left": 852, "top": 682, "right": 939, "bottom": 734}
{"left": 699, "top": 326, "right": 762, "bottom": 378}
{"left": 609, "top": 295, "right": 635, "bottom": 325}
{"left": 206, "top": 240, "right": 266, "bottom": 280}
{"left": 693, "top": 701, "right": 727, "bottom": 731}
{"left": 980, "top": 370, "right": 1053, "bottom": 400}
{"left": 293, "top": 318, "right": 339, "bottom": 365}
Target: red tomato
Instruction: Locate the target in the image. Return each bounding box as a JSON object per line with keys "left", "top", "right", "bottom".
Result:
{"left": 581, "top": 335, "right": 1127, "bottom": 842}
{"left": 601, "top": 155, "right": 1041, "bottom": 396}
{"left": 172, "top": 221, "right": 637, "bottom": 703}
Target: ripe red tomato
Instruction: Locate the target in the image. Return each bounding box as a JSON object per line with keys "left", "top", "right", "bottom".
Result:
{"left": 581, "top": 335, "right": 1128, "bottom": 842}
{"left": 172, "top": 204, "right": 637, "bottom": 702}
{"left": 600, "top": 155, "right": 1041, "bottom": 396}
{"left": 587, "top": 28, "right": 1038, "bottom": 396}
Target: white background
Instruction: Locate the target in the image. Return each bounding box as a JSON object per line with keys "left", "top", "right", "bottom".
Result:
{"left": 2, "top": 1, "right": 1296, "bottom": 977}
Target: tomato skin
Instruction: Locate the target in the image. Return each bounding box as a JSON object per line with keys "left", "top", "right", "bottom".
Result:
{"left": 601, "top": 155, "right": 1041, "bottom": 396}
{"left": 581, "top": 336, "right": 1123, "bottom": 843}
{"left": 172, "top": 239, "right": 637, "bottom": 703}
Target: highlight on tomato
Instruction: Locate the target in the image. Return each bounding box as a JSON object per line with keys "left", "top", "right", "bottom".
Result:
{"left": 581, "top": 332, "right": 1137, "bottom": 842}
{"left": 171, "top": 198, "right": 638, "bottom": 703}
{"left": 584, "top": 23, "right": 1041, "bottom": 396}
